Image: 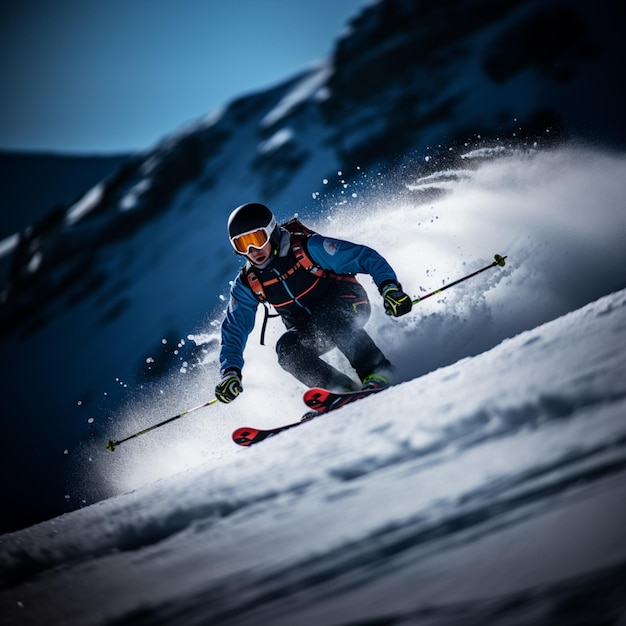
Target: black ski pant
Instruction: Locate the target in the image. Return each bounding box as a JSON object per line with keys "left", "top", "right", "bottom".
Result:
{"left": 275, "top": 282, "right": 392, "bottom": 391}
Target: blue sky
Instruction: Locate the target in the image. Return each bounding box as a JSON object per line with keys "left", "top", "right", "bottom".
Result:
{"left": 0, "top": 0, "right": 368, "bottom": 155}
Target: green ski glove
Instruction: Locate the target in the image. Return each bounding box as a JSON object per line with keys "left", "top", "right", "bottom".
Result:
{"left": 215, "top": 369, "right": 243, "bottom": 403}
{"left": 381, "top": 282, "right": 412, "bottom": 317}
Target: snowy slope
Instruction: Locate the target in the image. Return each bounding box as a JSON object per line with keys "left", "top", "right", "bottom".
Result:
{"left": 1, "top": 286, "right": 625, "bottom": 625}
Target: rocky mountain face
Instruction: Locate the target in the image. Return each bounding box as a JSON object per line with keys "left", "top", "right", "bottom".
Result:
{"left": 325, "top": 0, "right": 619, "bottom": 168}
{"left": 0, "top": 151, "right": 128, "bottom": 240}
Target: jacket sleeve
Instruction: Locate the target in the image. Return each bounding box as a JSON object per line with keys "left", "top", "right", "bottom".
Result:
{"left": 219, "top": 273, "right": 259, "bottom": 375}
{"left": 305, "top": 234, "right": 398, "bottom": 290}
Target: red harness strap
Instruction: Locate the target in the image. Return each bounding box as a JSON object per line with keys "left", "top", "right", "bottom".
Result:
{"left": 244, "top": 234, "right": 328, "bottom": 304}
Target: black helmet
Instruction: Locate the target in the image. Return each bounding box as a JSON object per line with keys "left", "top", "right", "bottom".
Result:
{"left": 228, "top": 203, "right": 278, "bottom": 255}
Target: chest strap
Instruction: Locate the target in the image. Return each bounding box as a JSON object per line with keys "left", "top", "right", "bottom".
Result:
{"left": 245, "top": 234, "right": 327, "bottom": 302}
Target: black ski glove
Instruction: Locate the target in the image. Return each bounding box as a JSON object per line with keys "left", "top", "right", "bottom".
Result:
{"left": 215, "top": 369, "right": 243, "bottom": 403}
{"left": 381, "top": 282, "right": 412, "bottom": 317}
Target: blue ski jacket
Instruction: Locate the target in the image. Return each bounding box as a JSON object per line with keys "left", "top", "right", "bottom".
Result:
{"left": 219, "top": 231, "right": 398, "bottom": 375}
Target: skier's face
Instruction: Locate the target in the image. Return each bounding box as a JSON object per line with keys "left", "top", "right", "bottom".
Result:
{"left": 246, "top": 240, "right": 273, "bottom": 266}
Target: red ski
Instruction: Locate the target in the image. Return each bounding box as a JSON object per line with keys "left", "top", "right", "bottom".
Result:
{"left": 231, "top": 386, "right": 386, "bottom": 447}
{"left": 232, "top": 411, "right": 320, "bottom": 446}
{"left": 303, "top": 385, "right": 386, "bottom": 413}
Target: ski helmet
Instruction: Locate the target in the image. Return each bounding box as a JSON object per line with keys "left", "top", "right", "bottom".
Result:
{"left": 228, "top": 203, "right": 278, "bottom": 255}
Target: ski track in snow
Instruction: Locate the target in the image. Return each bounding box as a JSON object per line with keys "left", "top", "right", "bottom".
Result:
{"left": 1, "top": 146, "right": 626, "bottom": 624}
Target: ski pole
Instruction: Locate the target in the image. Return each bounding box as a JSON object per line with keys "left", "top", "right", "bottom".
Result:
{"left": 106, "top": 398, "right": 219, "bottom": 451}
{"left": 412, "top": 254, "right": 507, "bottom": 305}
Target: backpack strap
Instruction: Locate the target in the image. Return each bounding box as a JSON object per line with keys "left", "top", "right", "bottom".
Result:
{"left": 291, "top": 234, "right": 326, "bottom": 278}
{"left": 259, "top": 303, "right": 280, "bottom": 346}
{"left": 241, "top": 262, "right": 267, "bottom": 301}
{"left": 239, "top": 264, "right": 277, "bottom": 345}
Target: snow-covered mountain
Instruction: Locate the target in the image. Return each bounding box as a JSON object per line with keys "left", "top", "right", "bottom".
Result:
{"left": 0, "top": 0, "right": 624, "bottom": 567}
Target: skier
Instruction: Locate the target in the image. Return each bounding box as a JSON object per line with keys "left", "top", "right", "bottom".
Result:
{"left": 215, "top": 202, "right": 412, "bottom": 404}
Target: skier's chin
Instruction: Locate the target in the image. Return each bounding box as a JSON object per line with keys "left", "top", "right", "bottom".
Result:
{"left": 249, "top": 252, "right": 269, "bottom": 266}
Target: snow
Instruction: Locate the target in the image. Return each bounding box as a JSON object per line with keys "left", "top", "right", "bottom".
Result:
{"left": 1, "top": 285, "right": 625, "bottom": 624}
{"left": 1, "top": 145, "right": 626, "bottom": 624}
{"left": 0, "top": 232, "right": 19, "bottom": 259}
{"left": 64, "top": 182, "right": 105, "bottom": 225}
{"left": 119, "top": 178, "right": 151, "bottom": 211}
{"left": 258, "top": 128, "right": 294, "bottom": 154}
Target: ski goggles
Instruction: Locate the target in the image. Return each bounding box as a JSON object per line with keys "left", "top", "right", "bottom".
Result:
{"left": 229, "top": 217, "right": 277, "bottom": 254}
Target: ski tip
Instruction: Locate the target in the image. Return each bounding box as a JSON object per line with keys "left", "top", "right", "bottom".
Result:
{"left": 494, "top": 254, "right": 507, "bottom": 267}
{"left": 232, "top": 427, "right": 261, "bottom": 446}
{"left": 302, "top": 387, "right": 330, "bottom": 411}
